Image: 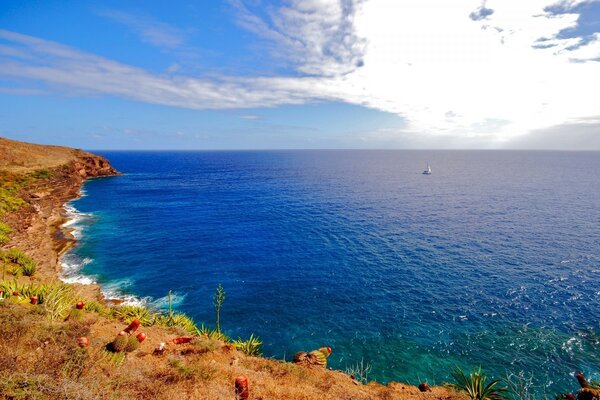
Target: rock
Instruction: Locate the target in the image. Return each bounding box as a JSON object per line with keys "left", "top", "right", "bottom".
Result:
{"left": 418, "top": 382, "right": 432, "bottom": 392}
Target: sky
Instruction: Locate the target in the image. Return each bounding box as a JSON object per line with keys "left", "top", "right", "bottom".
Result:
{"left": 0, "top": 0, "right": 599, "bottom": 150}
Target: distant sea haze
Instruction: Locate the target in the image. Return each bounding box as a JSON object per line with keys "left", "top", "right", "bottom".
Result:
{"left": 62, "top": 150, "right": 600, "bottom": 394}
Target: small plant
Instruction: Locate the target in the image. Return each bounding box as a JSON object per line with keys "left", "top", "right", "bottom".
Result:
{"left": 123, "top": 332, "right": 146, "bottom": 352}
{"left": 155, "top": 313, "right": 198, "bottom": 334}
{"left": 0, "top": 222, "right": 11, "bottom": 245}
{"left": 108, "top": 321, "right": 146, "bottom": 354}
{"left": 112, "top": 305, "right": 156, "bottom": 326}
{"left": 233, "top": 334, "right": 263, "bottom": 356}
{"left": 345, "top": 358, "right": 372, "bottom": 384}
{"left": 168, "top": 358, "right": 195, "bottom": 380}
{"left": 101, "top": 349, "right": 126, "bottom": 366}
{"left": 451, "top": 367, "right": 509, "bottom": 400}
{"left": 505, "top": 370, "right": 536, "bottom": 400}
{"left": 196, "top": 324, "right": 231, "bottom": 342}
{"left": 213, "top": 283, "right": 226, "bottom": 333}
{"left": 5, "top": 248, "right": 36, "bottom": 277}
{"left": 111, "top": 331, "right": 129, "bottom": 352}
{"left": 40, "top": 283, "right": 75, "bottom": 322}
{"left": 31, "top": 169, "right": 52, "bottom": 180}
{"left": 294, "top": 347, "right": 332, "bottom": 368}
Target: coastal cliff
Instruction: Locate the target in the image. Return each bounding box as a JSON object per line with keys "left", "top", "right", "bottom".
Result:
{"left": 1, "top": 137, "right": 118, "bottom": 286}
{"left": 0, "top": 137, "right": 467, "bottom": 399}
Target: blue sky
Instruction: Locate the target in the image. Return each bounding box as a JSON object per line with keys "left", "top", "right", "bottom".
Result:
{"left": 1, "top": 0, "right": 599, "bottom": 149}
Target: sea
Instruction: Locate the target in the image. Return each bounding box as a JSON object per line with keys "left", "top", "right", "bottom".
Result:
{"left": 60, "top": 150, "right": 600, "bottom": 394}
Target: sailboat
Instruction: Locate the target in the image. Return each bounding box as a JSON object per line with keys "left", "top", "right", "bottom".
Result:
{"left": 422, "top": 163, "right": 432, "bottom": 175}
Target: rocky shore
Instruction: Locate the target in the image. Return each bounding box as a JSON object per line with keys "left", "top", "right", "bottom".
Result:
{"left": 1, "top": 137, "right": 119, "bottom": 296}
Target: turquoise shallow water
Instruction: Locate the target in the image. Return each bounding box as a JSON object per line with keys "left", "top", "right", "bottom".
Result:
{"left": 61, "top": 150, "right": 600, "bottom": 394}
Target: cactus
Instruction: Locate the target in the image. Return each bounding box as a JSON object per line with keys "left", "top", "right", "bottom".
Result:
{"left": 307, "top": 350, "right": 328, "bottom": 367}
{"left": 318, "top": 346, "right": 332, "bottom": 358}
{"left": 294, "top": 346, "right": 331, "bottom": 368}
{"left": 123, "top": 319, "right": 140, "bottom": 334}
{"left": 123, "top": 332, "right": 146, "bottom": 353}
{"left": 111, "top": 331, "right": 128, "bottom": 352}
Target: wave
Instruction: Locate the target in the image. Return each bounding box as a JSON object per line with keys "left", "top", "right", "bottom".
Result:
{"left": 59, "top": 197, "right": 153, "bottom": 307}
{"left": 62, "top": 204, "right": 94, "bottom": 240}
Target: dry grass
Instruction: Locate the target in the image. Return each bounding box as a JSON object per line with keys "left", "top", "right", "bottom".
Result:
{"left": 0, "top": 299, "right": 464, "bottom": 400}
{"left": 0, "top": 137, "right": 83, "bottom": 173}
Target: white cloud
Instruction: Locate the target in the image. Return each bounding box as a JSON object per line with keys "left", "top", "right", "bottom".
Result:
{"left": 227, "top": 0, "right": 366, "bottom": 76}
{"left": 1, "top": 0, "right": 600, "bottom": 148}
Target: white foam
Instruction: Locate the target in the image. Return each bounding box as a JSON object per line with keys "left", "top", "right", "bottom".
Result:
{"left": 100, "top": 279, "right": 152, "bottom": 306}
{"left": 59, "top": 196, "right": 165, "bottom": 308}
{"left": 150, "top": 291, "right": 187, "bottom": 310}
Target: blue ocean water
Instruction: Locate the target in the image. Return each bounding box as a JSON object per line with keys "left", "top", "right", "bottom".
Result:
{"left": 63, "top": 150, "right": 600, "bottom": 393}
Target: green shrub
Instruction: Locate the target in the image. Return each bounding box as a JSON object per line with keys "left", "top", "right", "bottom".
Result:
{"left": 0, "top": 188, "right": 26, "bottom": 215}
{"left": 196, "top": 324, "right": 231, "bottom": 343}
{"left": 5, "top": 248, "right": 36, "bottom": 277}
{"left": 233, "top": 333, "right": 263, "bottom": 356}
{"left": 31, "top": 169, "right": 53, "bottom": 180}
{"left": 112, "top": 305, "right": 156, "bottom": 326}
{"left": 0, "top": 222, "right": 11, "bottom": 244}
{"left": 155, "top": 313, "right": 198, "bottom": 334}
{"left": 40, "top": 284, "right": 74, "bottom": 322}
{"left": 451, "top": 367, "right": 509, "bottom": 400}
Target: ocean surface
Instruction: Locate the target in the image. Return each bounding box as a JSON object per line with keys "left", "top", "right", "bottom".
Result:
{"left": 61, "top": 150, "right": 600, "bottom": 394}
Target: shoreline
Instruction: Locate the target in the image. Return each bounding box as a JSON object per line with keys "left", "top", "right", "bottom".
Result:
{"left": 58, "top": 182, "right": 158, "bottom": 307}
{"left": 2, "top": 151, "right": 120, "bottom": 302}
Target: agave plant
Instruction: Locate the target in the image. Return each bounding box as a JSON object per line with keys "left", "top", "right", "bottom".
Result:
{"left": 155, "top": 313, "right": 199, "bottom": 334}
{"left": 41, "top": 284, "right": 75, "bottom": 322}
{"left": 112, "top": 305, "right": 156, "bottom": 326}
{"left": 451, "top": 367, "right": 509, "bottom": 400}
{"left": 196, "top": 324, "right": 231, "bottom": 342}
{"left": 233, "top": 334, "right": 263, "bottom": 356}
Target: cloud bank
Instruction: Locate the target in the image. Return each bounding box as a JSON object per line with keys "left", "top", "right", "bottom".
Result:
{"left": 1, "top": 0, "right": 599, "bottom": 147}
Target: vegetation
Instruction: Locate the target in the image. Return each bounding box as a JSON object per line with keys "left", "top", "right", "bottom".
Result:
{"left": 4, "top": 248, "right": 37, "bottom": 277}
{"left": 112, "top": 305, "right": 156, "bottom": 326}
{"left": 0, "top": 221, "right": 11, "bottom": 245}
{"left": 213, "top": 283, "right": 226, "bottom": 333}
{"left": 233, "top": 333, "right": 263, "bottom": 357}
{"left": 451, "top": 367, "right": 510, "bottom": 400}
{"left": 345, "top": 358, "right": 373, "bottom": 385}
{"left": 0, "top": 168, "right": 52, "bottom": 216}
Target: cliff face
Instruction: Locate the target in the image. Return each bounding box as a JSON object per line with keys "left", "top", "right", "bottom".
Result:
{"left": 1, "top": 137, "right": 119, "bottom": 284}
{"left": 71, "top": 151, "right": 119, "bottom": 179}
